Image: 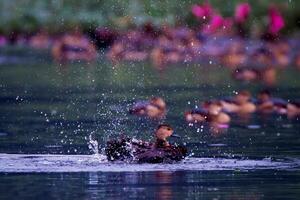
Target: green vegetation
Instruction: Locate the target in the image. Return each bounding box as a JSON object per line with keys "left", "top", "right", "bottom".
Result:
{"left": 0, "top": 0, "right": 299, "bottom": 34}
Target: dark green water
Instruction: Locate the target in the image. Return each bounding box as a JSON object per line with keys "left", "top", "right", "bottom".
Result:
{"left": 0, "top": 49, "right": 300, "bottom": 199}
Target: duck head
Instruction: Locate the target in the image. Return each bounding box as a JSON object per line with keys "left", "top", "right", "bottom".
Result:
{"left": 155, "top": 124, "right": 174, "bottom": 141}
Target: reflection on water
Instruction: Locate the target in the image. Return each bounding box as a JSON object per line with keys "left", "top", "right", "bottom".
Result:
{"left": 0, "top": 51, "right": 300, "bottom": 199}
{"left": 1, "top": 170, "right": 300, "bottom": 199}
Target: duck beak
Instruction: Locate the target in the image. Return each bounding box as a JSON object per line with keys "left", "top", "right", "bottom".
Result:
{"left": 170, "top": 134, "right": 181, "bottom": 138}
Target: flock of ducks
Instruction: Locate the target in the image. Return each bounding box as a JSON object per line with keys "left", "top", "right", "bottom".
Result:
{"left": 105, "top": 90, "right": 300, "bottom": 163}
{"left": 129, "top": 90, "right": 300, "bottom": 126}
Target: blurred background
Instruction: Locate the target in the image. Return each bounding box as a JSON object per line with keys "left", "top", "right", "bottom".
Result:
{"left": 0, "top": 0, "right": 300, "bottom": 34}
{"left": 1, "top": 1, "right": 300, "bottom": 200}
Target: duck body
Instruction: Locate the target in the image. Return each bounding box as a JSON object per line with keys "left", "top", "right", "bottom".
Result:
{"left": 52, "top": 33, "right": 96, "bottom": 63}
{"left": 185, "top": 107, "right": 230, "bottom": 125}
{"left": 256, "top": 97, "right": 286, "bottom": 114}
{"left": 256, "top": 99, "right": 274, "bottom": 113}
{"left": 287, "top": 101, "right": 300, "bottom": 118}
{"left": 129, "top": 97, "right": 167, "bottom": 119}
{"left": 129, "top": 101, "right": 149, "bottom": 115}
{"left": 105, "top": 138, "right": 187, "bottom": 163}
{"left": 220, "top": 92, "right": 256, "bottom": 114}
{"left": 185, "top": 108, "right": 208, "bottom": 123}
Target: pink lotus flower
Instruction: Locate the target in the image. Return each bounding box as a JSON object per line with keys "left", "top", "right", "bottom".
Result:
{"left": 191, "top": 2, "right": 212, "bottom": 19}
{"left": 235, "top": 3, "right": 251, "bottom": 23}
{"left": 268, "top": 7, "right": 285, "bottom": 35}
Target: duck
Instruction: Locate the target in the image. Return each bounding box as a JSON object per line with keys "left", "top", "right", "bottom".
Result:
{"left": 270, "top": 41, "right": 290, "bottom": 68}
{"left": 221, "top": 91, "right": 256, "bottom": 114}
{"left": 256, "top": 90, "right": 288, "bottom": 114}
{"left": 105, "top": 124, "right": 187, "bottom": 163}
{"left": 185, "top": 101, "right": 230, "bottom": 125}
{"left": 251, "top": 48, "right": 273, "bottom": 66}
{"left": 222, "top": 42, "right": 247, "bottom": 68}
{"left": 260, "top": 67, "right": 277, "bottom": 86}
{"left": 232, "top": 66, "right": 277, "bottom": 86}
{"left": 29, "top": 30, "right": 51, "bottom": 49}
{"left": 232, "top": 67, "right": 260, "bottom": 82}
{"left": 256, "top": 90, "right": 274, "bottom": 114}
{"left": 185, "top": 108, "right": 208, "bottom": 123}
{"left": 52, "top": 28, "right": 97, "bottom": 63}
{"left": 205, "top": 101, "right": 231, "bottom": 124}
{"left": 129, "top": 97, "right": 166, "bottom": 119}
{"left": 273, "top": 99, "right": 288, "bottom": 115}
{"left": 287, "top": 101, "right": 300, "bottom": 118}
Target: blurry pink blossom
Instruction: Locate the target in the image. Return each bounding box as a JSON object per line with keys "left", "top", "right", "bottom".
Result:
{"left": 268, "top": 7, "right": 285, "bottom": 35}
{"left": 203, "top": 14, "right": 224, "bottom": 34}
{"left": 235, "top": 3, "right": 251, "bottom": 23}
{"left": 191, "top": 2, "right": 212, "bottom": 19}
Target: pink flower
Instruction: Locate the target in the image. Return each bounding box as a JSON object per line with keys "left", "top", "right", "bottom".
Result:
{"left": 203, "top": 14, "right": 224, "bottom": 34}
{"left": 211, "top": 15, "right": 224, "bottom": 28}
{"left": 268, "top": 7, "right": 285, "bottom": 35}
{"left": 235, "top": 3, "right": 251, "bottom": 23}
{"left": 191, "top": 2, "right": 212, "bottom": 19}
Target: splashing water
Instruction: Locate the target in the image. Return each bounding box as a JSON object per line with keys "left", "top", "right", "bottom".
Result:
{"left": 88, "top": 133, "right": 99, "bottom": 155}
{"left": 0, "top": 154, "right": 299, "bottom": 173}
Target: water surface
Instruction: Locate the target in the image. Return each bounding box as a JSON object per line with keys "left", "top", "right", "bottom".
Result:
{"left": 0, "top": 49, "right": 300, "bottom": 199}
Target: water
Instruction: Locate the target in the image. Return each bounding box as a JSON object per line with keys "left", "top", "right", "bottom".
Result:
{"left": 0, "top": 48, "right": 300, "bottom": 199}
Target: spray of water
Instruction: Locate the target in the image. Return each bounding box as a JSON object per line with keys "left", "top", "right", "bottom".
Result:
{"left": 87, "top": 133, "right": 108, "bottom": 161}
{"left": 88, "top": 133, "right": 99, "bottom": 155}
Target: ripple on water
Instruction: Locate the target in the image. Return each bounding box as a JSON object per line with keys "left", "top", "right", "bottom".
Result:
{"left": 247, "top": 125, "right": 261, "bottom": 129}
{"left": 0, "top": 132, "right": 8, "bottom": 136}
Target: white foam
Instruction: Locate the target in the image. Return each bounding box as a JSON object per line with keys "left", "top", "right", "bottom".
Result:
{"left": 0, "top": 154, "right": 298, "bottom": 173}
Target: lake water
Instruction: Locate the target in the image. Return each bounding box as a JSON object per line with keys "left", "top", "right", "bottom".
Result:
{"left": 0, "top": 48, "right": 300, "bottom": 199}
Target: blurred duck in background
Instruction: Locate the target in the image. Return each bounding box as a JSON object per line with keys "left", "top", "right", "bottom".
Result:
{"left": 52, "top": 27, "right": 97, "bottom": 63}
{"left": 287, "top": 101, "right": 300, "bottom": 118}
{"left": 221, "top": 90, "right": 256, "bottom": 114}
{"left": 233, "top": 67, "right": 277, "bottom": 86}
{"left": 256, "top": 90, "right": 275, "bottom": 114}
{"left": 185, "top": 101, "right": 230, "bottom": 125}
{"left": 29, "top": 30, "right": 52, "bottom": 49}
{"left": 129, "top": 97, "right": 167, "bottom": 119}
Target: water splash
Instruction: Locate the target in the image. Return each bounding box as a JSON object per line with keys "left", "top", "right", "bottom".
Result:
{"left": 88, "top": 133, "right": 99, "bottom": 155}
